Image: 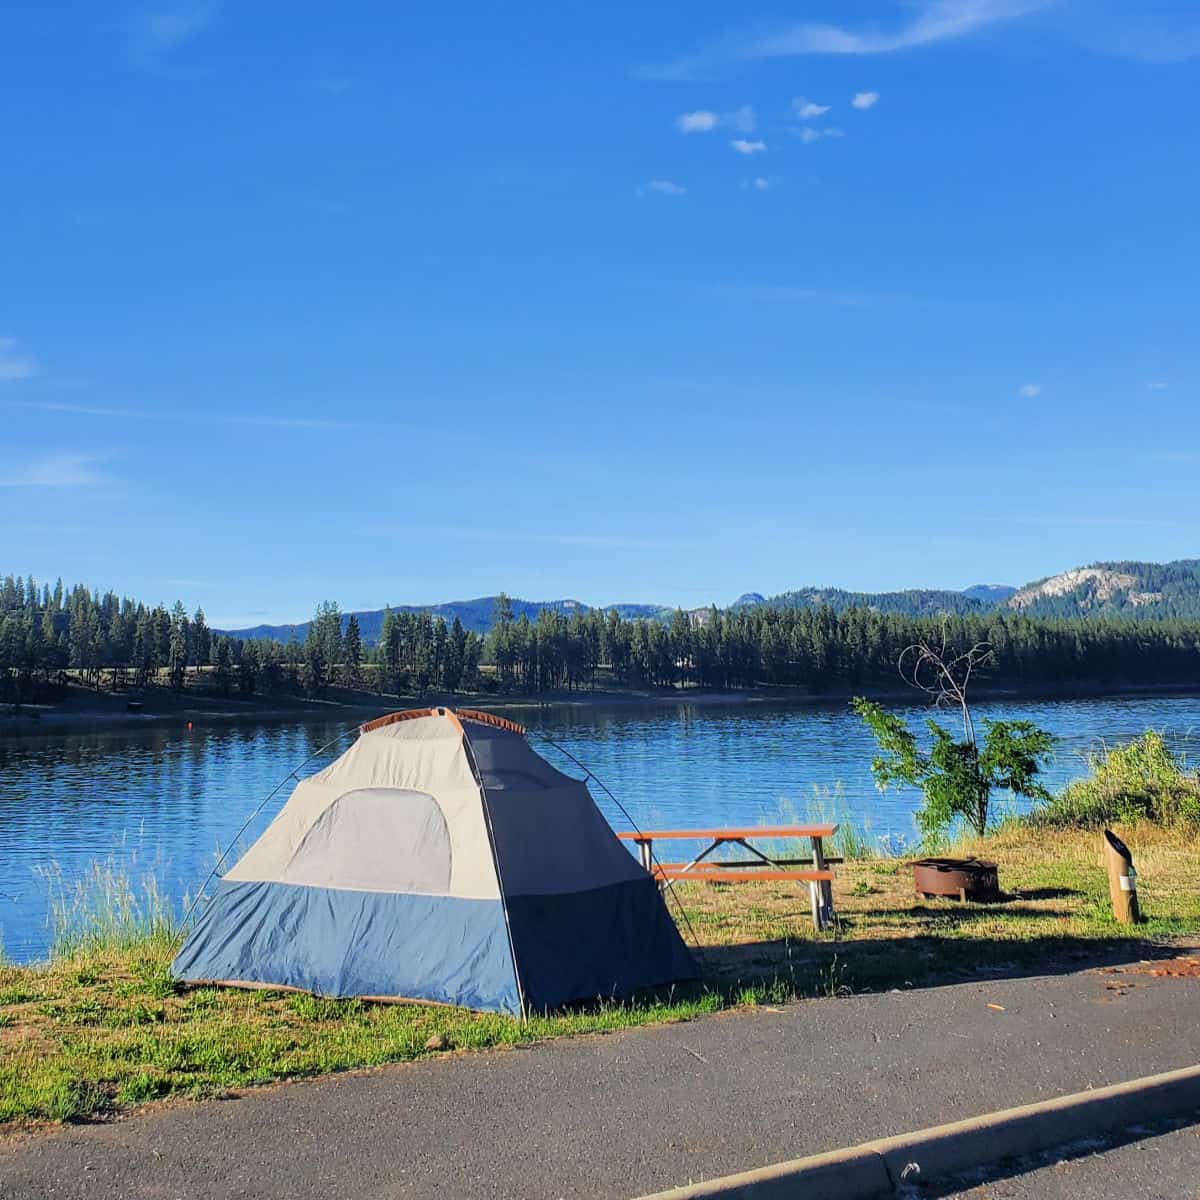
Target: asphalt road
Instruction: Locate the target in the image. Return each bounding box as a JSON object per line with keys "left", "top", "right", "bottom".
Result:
{"left": 3, "top": 956, "right": 1200, "bottom": 1199}
{"left": 928, "top": 1113, "right": 1200, "bottom": 1199}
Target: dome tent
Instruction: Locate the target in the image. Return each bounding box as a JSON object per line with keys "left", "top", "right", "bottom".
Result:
{"left": 171, "top": 707, "right": 696, "bottom": 1014}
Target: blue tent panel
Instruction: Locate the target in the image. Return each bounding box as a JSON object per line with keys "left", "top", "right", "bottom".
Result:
{"left": 506, "top": 877, "right": 697, "bottom": 1011}
{"left": 172, "top": 879, "right": 520, "bottom": 1013}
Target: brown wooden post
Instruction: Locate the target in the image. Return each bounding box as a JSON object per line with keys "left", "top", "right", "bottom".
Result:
{"left": 1104, "top": 829, "right": 1140, "bottom": 924}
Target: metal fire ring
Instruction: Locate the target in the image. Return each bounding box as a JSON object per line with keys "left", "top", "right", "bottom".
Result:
{"left": 912, "top": 857, "right": 1000, "bottom": 902}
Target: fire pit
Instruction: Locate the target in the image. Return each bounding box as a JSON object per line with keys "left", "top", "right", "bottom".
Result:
{"left": 912, "top": 857, "right": 999, "bottom": 902}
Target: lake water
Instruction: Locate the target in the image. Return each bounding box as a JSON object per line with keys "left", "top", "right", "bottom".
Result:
{"left": 3, "top": 693, "right": 1199, "bottom": 962}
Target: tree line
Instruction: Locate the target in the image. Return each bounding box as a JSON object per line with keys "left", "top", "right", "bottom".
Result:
{"left": 0, "top": 576, "right": 488, "bottom": 704}
{"left": 4, "top": 574, "right": 1200, "bottom": 705}
{"left": 482, "top": 597, "right": 1200, "bottom": 693}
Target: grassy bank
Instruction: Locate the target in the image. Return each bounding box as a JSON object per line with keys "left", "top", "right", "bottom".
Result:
{"left": 3, "top": 820, "right": 1198, "bottom": 1129}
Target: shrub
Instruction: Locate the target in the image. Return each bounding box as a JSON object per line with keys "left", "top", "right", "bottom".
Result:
{"left": 1033, "top": 733, "right": 1200, "bottom": 830}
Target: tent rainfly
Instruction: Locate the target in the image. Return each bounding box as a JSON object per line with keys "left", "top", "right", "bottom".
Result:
{"left": 171, "top": 707, "right": 696, "bottom": 1014}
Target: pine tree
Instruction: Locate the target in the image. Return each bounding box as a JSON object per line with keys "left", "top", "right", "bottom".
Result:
{"left": 342, "top": 614, "right": 363, "bottom": 689}
{"left": 168, "top": 601, "right": 189, "bottom": 691}
{"left": 213, "top": 636, "right": 234, "bottom": 697}
{"left": 191, "top": 608, "right": 212, "bottom": 666}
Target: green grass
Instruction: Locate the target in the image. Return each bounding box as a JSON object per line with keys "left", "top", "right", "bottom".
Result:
{"left": 0, "top": 949, "right": 743, "bottom": 1126}
{"left": 4, "top": 819, "right": 1198, "bottom": 1129}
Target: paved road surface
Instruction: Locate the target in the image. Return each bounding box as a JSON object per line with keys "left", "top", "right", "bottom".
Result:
{"left": 929, "top": 1113, "right": 1200, "bottom": 1199}
{"left": 2, "top": 955, "right": 1199, "bottom": 1199}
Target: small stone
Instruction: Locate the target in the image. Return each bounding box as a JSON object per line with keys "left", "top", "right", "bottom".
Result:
{"left": 424, "top": 1034, "right": 449, "bottom": 1051}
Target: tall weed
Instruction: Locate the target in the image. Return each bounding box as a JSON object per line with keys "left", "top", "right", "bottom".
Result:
{"left": 35, "top": 856, "right": 179, "bottom": 960}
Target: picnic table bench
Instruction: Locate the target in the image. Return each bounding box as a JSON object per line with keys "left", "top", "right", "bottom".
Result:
{"left": 617, "top": 825, "right": 839, "bottom": 931}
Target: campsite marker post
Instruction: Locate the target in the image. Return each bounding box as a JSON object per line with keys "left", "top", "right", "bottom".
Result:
{"left": 1104, "top": 829, "right": 1140, "bottom": 925}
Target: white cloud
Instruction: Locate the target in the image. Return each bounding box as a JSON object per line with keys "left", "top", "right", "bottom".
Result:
{"left": 676, "top": 110, "right": 718, "bottom": 133}
{"left": 792, "top": 97, "right": 831, "bottom": 119}
{"left": 752, "top": 177, "right": 771, "bottom": 190}
{"left": 640, "top": 0, "right": 1045, "bottom": 77}
{"left": 1018, "top": 383, "right": 1042, "bottom": 398}
{"left": 1148, "top": 380, "right": 1169, "bottom": 390}
{"left": 675, "top": 105, "right": 755, "bottom": 133}
{"left": 731, "top": 139, "right": 766, "bottom": 155}
{"left": 143, "top": 4, "right": 214, "bottom": 51}
{"left": 0, "top": 451, "right": 109, "bottom": 489}
{"left": 796, "top": 126, "right": 844, "bottom": 143}
{"left": 316, "top": 76, "right": 354, "bottom": 95}
{"left": 0, "top": 338, "right": 36, "bottom": 381}
{"left": 852, "top": 91, "right": 880, "bottom": 109}
{"left": 647, "top": 179, "right": 687, "bottom": 196}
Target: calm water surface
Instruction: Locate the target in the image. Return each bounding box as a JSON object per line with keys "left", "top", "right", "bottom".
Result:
{"left": 3, "top": 694, "right": 1199, "bottom": 961}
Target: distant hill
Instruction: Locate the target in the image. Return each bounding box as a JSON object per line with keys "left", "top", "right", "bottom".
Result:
{"left": 1005, "top": 560, "right": 1200, "bottom": 620}
{"left": 762, "top": 587, "right": 988, "bottom": 617}
{"left": 221, "top": 596, "right": 671, "bottom": 644}
{"left": 603, "top": 603, "right": 675, "bottom": 621}
{"left": 962, "top": 583, "right": 1017, "bottom": 604}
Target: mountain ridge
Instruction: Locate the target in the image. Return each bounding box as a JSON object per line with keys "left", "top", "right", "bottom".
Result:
{"left": 217, "top": 559, "right": 1200, "bottom": 644}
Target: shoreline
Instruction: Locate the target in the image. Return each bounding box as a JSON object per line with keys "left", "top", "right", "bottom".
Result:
{"left": 3, "top": 677, "right": 1200, "bottom": 738}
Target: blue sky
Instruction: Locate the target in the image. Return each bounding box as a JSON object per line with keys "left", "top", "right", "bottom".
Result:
{"left": 2, "top": 1, "right": 1198, "bottom": 625}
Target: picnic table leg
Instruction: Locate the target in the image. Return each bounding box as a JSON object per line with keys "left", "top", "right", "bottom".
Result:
{"left": 813, "top": 837, "right": 833, "bottom": 929}
{"left": 808, "top": 878, "right": 823, "bottom": 932}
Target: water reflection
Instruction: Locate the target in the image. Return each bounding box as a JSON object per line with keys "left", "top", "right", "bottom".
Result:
{"left": 2, "top": 693, "right": 1198, "bottom": 961}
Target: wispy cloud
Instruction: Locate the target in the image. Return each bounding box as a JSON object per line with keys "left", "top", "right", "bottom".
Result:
{"left": 977, "top": 511, "right": 1187, "bottom": 530}
{"left": 795, "top": 126, "right": 844, "bottom": 144}
{"left": 730, "top": 139, "right": 766, "bottom": 155}
{"left": 676, "top": 110, "right": 718, "bottom": 133}
{"left": 1063, "top": 4, "right": 1200, "bottom": 64}
{"left": 1148, "top": 380, "right": 1169, "bottom": 391}
{"left": 1018, "top": 383, "right": 1042, "bottom": 398}
{"left": 361, "top": 524, "right": 691, "bottom": 551}
{"left": 316, "top": 76, "right": 354, "bottom": 95}
{"left": 145, "top": 4, "right": 213, "bottom": 50}
{"left": 13, "top": 399, "right": 409, "bottom": 432}
{"left": 674, "top": 105, "right": 755, "bottom": 134}
{"left": 792, "top": 97, "right": 831, "bottom": 119}
{"left": 750, "top": 177, "right": 771, "bottom": 191}
{"left": 132, "top": 4, "right": 215, "bottom": 72}
{"left": 639, "top": 1, "right": 1044, "bottom": 78}
{"left": 0, "top": 451, "right": 110, "bottom": 489}
{"left": 0, "top": 338, "right": 36, "bottom": 382}
{"left": 646, "top": 179, "right": 687, "bottom": 196}
{"left": 852, "top": 91, "right": 881, "bottom": 109}
{"left": 709, "top": 283, "right": 919, "bottom": 309}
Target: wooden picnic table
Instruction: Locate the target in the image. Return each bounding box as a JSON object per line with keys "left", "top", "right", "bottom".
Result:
{"left": 617, "top": 825, "right": 838, "bottom": 931}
